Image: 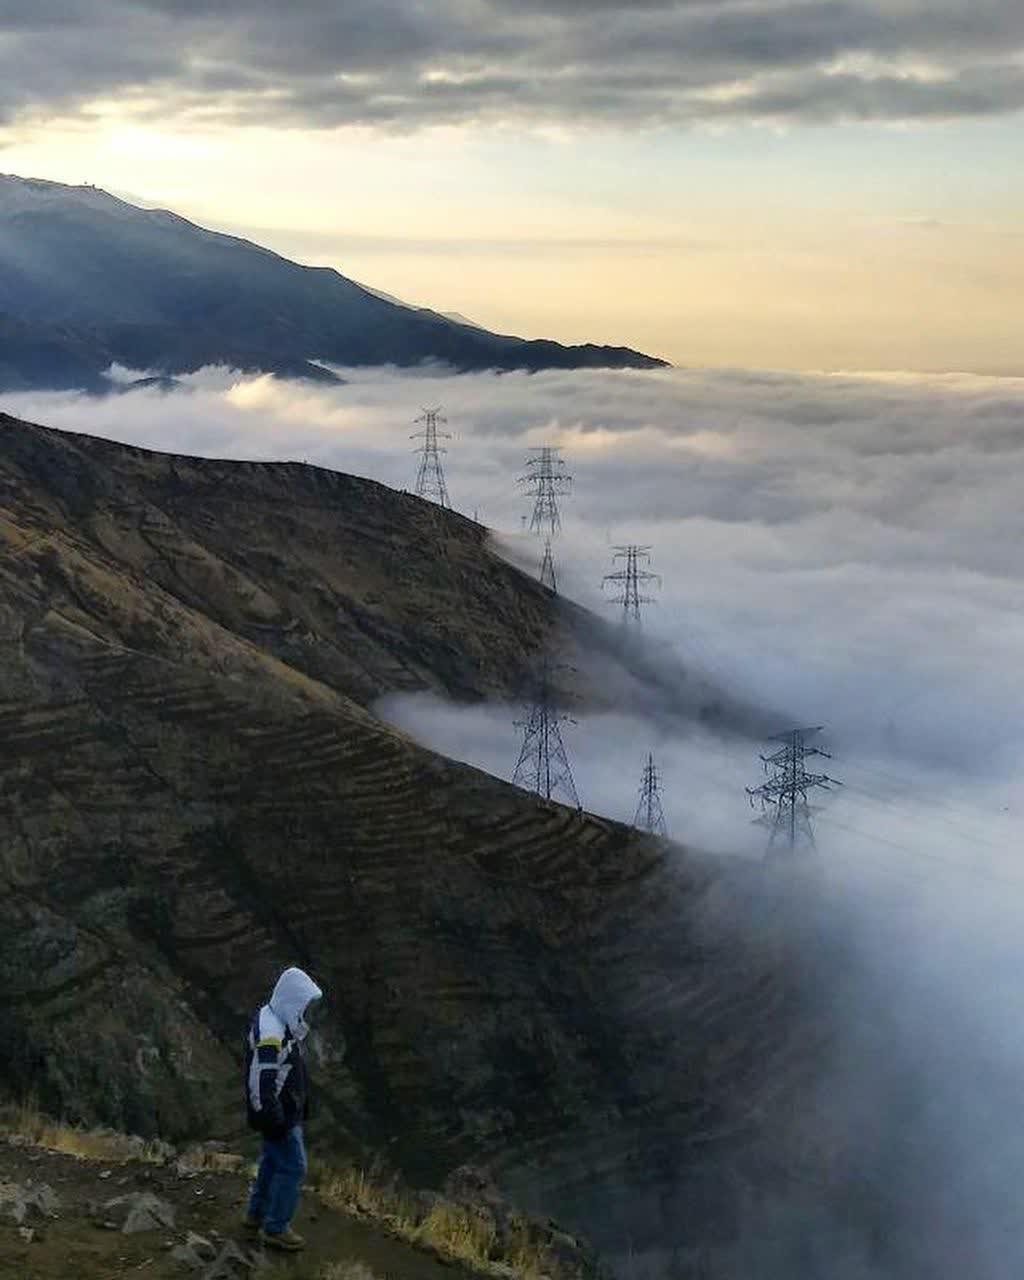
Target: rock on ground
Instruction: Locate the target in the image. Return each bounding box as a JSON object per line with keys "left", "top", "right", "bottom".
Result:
{"left": 104, "top": 1190, "right": 177, "bottom": 1234}
{"left": 0, "top": 1179, "right": 60, "bottom": 1225}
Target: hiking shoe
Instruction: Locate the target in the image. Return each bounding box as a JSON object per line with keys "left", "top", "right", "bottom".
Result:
{"left": 260, "top": 1228, "right": 306, "bottom": 1252}
{"left": 242, "top": 1213, "right": 262, "bottom": 1232}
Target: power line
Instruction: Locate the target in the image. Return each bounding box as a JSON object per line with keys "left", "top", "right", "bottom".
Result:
{"left": 411, "top": 407, "right": 451, "bottom": 507}
{"left": 747, "top": 726, "right": 842, "bottom": 856}
{"left": 827, "top": 756, "right": 1017, "bottom": 855}
{"left": 814, "top": 812, "right": 1024, "bottom": 891}
{"left": 633, "top": 730, "right": 1007, "bottom": 863}
{"left": 603, "top": 545, "right": 661, "bottom": 626}
{"left": 634, "top": 752, "right": 668, "bottom": 837}
{"left": 837, "top": 779, "right": 1008, "bottom": 855}
{"left": 839, "top": 757, "right": 1016, "bottom": 825}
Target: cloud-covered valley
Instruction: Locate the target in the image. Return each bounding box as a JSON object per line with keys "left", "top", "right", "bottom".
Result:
{"left": 8, "top": 360, "right": 1024, "bottom": 892}
{"left": 10, "top": 361, "right": 1022, "bottom": 786}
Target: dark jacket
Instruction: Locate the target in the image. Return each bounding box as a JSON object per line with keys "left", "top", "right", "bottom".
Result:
{"left": 244, "top": 1011, "right": 310, "bottom": 1139}
{"left": 244, "top": 967, "right": 322, "bottom": 1140}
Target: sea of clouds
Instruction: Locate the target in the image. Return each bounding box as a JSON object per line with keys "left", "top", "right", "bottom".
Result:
{"left": 9, "top": 362, "right": 1023, "bottom": 853}
{"left": 7, "top": 361, "right": 1024, "bottom": 1274}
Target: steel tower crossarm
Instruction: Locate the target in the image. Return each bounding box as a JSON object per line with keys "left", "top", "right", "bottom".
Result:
{"left": 746, "top": 726, "right": 842, "bottom": 855}
{"left": 603, "top": 544, "right": 661, "bottom": 624}
{"left": 518, "top": 446, "right": 572, "bottom": 538}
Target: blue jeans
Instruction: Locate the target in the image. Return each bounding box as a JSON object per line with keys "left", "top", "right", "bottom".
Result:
{"left": 248, "top": 1125, "right": 307, "bottom": 1235}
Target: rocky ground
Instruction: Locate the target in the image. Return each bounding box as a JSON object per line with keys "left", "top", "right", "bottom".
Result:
{"left": 1, "top": 1138, "right": 352, "bottom": 1279}
{"left": 0, "top": 1131, "right": 588, "bottom": 1280}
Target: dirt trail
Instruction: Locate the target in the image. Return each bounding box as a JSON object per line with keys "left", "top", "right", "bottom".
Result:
{"left": 0, "top": 1139, "right": 474, "bottom": 1280}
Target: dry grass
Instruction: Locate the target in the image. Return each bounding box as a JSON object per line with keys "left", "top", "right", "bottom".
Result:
{"left": 311, "top": 1158, "right": 560, "bottom": 1280}
{"left": 313, "top": 1159, "right": 418, "bottom": 1234}
{"left": 175, "top": 1145, "right": 248, "bottom": 1175}
{"left": 273, "top": 1260, "right": 383, "bottom": 1280}
{"left": 0, "top": 1099, "right": 171, "bottom": 1164}
{"left": 1, "top": 1102, "right": 571, "bottom": 1280}
{"left": 0, "top": 1099, "right": 248, "bottom": 1175}
{"left": 416, "top": 1202, "right": 498, "bottom": 1267}
{"left": 317, "top": 1262, "right": 381, "bottom": 1280}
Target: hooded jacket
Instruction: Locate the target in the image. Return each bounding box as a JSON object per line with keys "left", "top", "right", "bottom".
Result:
{"left": 245, "top": 967, "right": 323, "bottom": 1140}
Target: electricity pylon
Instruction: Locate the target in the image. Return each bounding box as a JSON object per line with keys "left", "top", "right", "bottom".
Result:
{"left": 411, "top": 408, "right": 451, "bottom": 507}
{"left": 634, "top": 753, "right": 668, "bottom": 837}
{"left": 540, "top": 540, "right": 557, "bottom": 592}
{"left": 519, "top": 446, "right": 572, "bottom": 537}
{"left": 603, "top": 545, "right": 660, "bottom": 625}
{"left": 512, "top": 661, "right": 580, "bottom": 808}
{"left": 746, "top": 727, "right": 841, "bottom": 855}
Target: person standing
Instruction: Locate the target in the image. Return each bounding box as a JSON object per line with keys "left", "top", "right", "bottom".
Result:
{"left": 243, "top": 966, "right": 323, "bottom": 1252}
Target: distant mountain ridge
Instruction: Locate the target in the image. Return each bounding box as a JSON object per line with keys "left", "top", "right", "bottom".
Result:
{"left": 0, "top": 174, "right": 667, "bottom": 391}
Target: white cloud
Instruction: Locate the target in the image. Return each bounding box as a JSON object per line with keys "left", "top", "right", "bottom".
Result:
{"left": 9, "top": 359, "right": 1023, "bottom": 806}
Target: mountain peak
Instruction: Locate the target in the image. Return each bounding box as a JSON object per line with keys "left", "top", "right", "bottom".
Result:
{"left": 0, "top": 171, "right": 131, "bottom": 216}
{"left": 0, "top": 172, "right": 668, "bottom": 391}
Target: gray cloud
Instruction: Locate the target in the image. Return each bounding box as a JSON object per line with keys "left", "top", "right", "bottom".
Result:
{"left": 1, "top": 0, "right": 1022, "bottom": 130}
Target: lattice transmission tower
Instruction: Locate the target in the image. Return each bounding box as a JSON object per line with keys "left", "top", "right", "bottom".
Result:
{"left": 603, "top": 545, "right": 661, "bottom": 625}
{"left": 512, "top": 661, "right": 580, "bottom": 808}
{"left": 746, "top": 727, "right": 842, "bottom": 855}
{"left": 411, "top": 407, "right": 451, "bottom": 507}
{"left": 540, "top": 541, "right": 557, "bottom": 592}
{"left": 519, "top": 446, "right": 572, "bottom": 537}
{"left": 634, "top": 753, "right": 668, "bottom": 837}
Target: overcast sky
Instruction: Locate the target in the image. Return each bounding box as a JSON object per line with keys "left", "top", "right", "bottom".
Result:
{"left": 1, "top": 0, "right": 1021, "bottom": 372}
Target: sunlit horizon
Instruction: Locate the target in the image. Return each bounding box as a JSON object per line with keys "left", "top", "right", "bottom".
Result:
{"left": 3, "top": 2, "right": 1021, "bottom": 378}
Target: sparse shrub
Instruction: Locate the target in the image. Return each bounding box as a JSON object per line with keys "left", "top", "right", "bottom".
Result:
{"left": 310, "top": 1157, "right": 568, "bottom": 1280}
{"left": 312, "top": 1155, "right": 418, "bottom": 1233}
{"left": 416, "top": 1201, "right": 498, "bottom": 1265}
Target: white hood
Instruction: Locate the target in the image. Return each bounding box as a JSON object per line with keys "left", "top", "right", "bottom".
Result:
{"left": 268, "top": 967, "right": 323, "bottom": 1040}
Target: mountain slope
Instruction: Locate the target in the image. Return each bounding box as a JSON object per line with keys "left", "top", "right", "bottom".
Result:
{"left": 0, "top": 413, "right": 833, "bottom": 1269}
{"left": 0, "top": 175, "right": 667, "bottom": 390}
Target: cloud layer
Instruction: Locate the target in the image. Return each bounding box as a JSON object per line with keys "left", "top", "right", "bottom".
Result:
{"left": 9, "top": 361, "right": 1023, "bottom": 786}
{"left": 2, "top": 1, "right": 1023, "bottom": 131}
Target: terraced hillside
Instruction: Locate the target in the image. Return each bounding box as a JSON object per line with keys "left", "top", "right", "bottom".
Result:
{"left": 0, "top": 413, "right": 827, "bottom": 1264}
